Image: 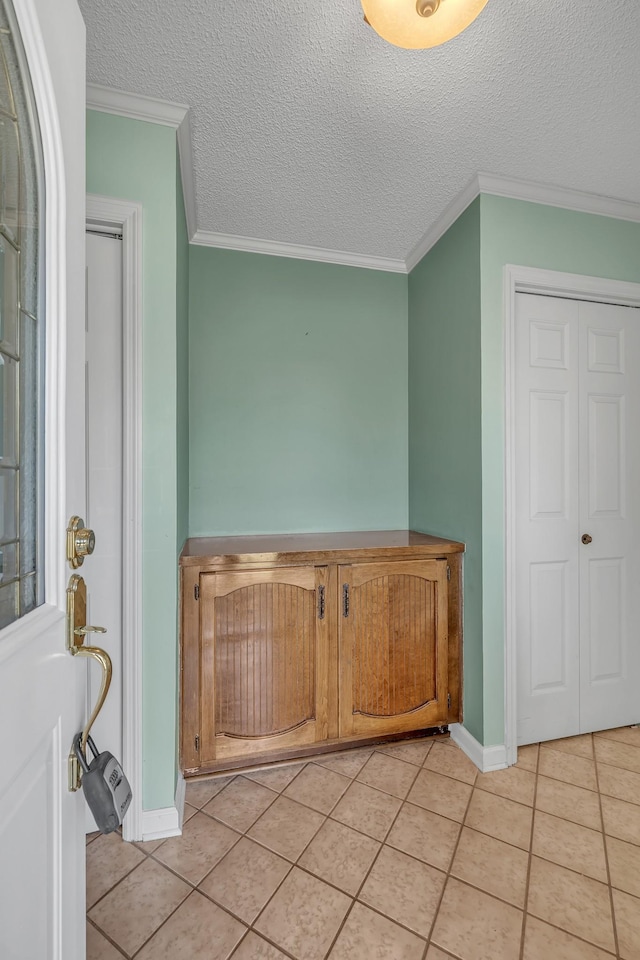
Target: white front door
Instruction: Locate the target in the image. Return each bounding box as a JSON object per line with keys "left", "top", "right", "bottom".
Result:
{"left": 0, "top": 1, "right": 88, "bottom": 958}
{"left": 515, "top": 292, "right": 640, "bottom": 745}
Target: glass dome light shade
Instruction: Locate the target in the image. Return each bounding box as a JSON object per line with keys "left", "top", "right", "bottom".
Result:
{"left": 361, "top": 0, "right": 490, "bottom": 50}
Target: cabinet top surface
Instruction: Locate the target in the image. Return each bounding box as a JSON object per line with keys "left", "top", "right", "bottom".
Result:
{"left": 180, "top": 530, "right": 465, "bottom": 566}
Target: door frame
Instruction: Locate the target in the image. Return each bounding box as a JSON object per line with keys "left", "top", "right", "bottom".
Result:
{"left": 86, "top": 195, "right": 143, "bottom": 840}
{"left": 503, "top": 264, "right": 640, "bottom": 765}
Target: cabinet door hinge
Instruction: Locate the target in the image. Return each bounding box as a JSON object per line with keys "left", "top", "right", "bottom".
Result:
{"left": 447, "top": 565, "right": 451, "bottom": 581}
{"left": 342, "top": 583, "right": 350, "bottom": 618}
{"left": 447, "top": 693, "right": 451, "bottom": 710}
{"left": 194, "top": 583, "right": 200, "bottom": 600}
{"left": 195, "top": 735, "right": 200, "bottom": 751}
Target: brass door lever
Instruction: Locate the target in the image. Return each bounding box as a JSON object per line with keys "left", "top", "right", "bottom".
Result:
{"left": 71, "top": 643, "right": 112, "bottom": 757}
{"left": 66, "top": 573, "right": 113, "bottom": 790}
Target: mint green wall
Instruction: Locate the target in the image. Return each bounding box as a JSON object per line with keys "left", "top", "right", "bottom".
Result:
{"left": 176, "top": 147, "right": 189, "bottom": 551}
{"left": 87, "top": 110, "right": 180, "bottom": 810}
{"left": 89, "top": 107, "right": 640, "bottom": 783}
{"left": 175, "top": 148, "right": 190, "bottom": 774}
{"left": 189, "top": 248, "right": 409, "bottom": 536}
{"left": 479, "top": 195, "right": 640, "bottom": 745}
{"left": 408, "top": 199, "right": 483, "bottom": 741}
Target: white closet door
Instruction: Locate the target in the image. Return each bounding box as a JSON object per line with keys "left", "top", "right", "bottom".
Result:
{"left": 515, "top": 294, "right": 581, "bottom": 744}
{"left": 578, "top": 300, "right": 640, "bottom": 733}
{"left": 516, "top": 293, "right": 640, "bottom": 746}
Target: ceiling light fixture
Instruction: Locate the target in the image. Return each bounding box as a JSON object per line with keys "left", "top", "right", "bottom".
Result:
{"left": 361, "top": 0, "right": 489, "bottom": 49}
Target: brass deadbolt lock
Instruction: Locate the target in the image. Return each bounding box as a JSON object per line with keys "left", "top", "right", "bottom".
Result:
{"left": 67, "top": 516, "right": 96, "bottom": 568}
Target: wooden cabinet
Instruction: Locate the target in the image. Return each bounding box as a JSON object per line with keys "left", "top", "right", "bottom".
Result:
{"left": 180, "top": 531, "right": 464, "bottom": 777}
{"left": 200, "top": 566, "right": 329, "bottom": 765}
{"left": 339, "top": 560, "right": 450, "bottom": 739}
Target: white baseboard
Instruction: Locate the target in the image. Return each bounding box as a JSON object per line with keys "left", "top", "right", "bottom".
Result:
{"left": 140, "top": 774, "right": 186, "bottom": 841}
{"left": 449, "top": 723, "right": 509, "bottom": 773}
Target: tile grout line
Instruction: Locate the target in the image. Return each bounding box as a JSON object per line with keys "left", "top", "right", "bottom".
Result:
{"left": 593, "top": 746, "right": 622, "bottom": 960}
{"left": 89, "top": 736, "right": 639, "bottom": 959}
{"left": 194, "top": 750, "right": 482, "bottom": 852}
{"left": 138, "top": 803, "right": 311, "bottom": 960}
{"left": 91, "top": 745, "right": 442, "bottom": 959}
{"left": 229, "top": 923, "right": 299, "bottom": 960}
{"left": 86, "top": 915, "right": 129, "bottom": 959}
{"left": 125, "top": 844, "right": 246, "bottom": 957}
{"left": 207, "top": 770, "right": 349, "bottom": 946}
{"left": 316, "top": 751, "right": 423, "bottom": 958}
{"left": 229, "top": 745, "right": 629, "bottom": 959}
{"left": 421, "top": 758, "right": 479, "bottom": 958}
{"left": 109, "top": 826, "right": 250, "bottom": 956}
{"left": 518, "top": 742, "right": 541, "bottom": 960}
{"left": 128, "top": 891, "right": 194, "bottom": 959}
{"left": 320, "top": 899, "right": 358, "bottom": 959}
{"left": 198, "top": 774, "right": 282, "bottom": 833}
{"left": 523, "top": 737, "right": 623, "bottom": 959}
{"left": 319, "top": 748, "right": 429, "bottom": 960}
{"left": 237, "top": 758, "right": 368, "bottom": 958}
{"left": 87, "top": 848, "right": 151, "bottom": 915}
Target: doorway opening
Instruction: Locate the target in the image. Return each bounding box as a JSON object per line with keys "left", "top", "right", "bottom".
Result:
{"left": 86, "top": 196, "right": 143, "bottom": 840}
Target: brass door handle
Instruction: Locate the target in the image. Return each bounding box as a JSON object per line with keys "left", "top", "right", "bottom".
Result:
{"left": 582, "top": 534, "right": 593, "bottom": 545}
{"left": 66, "top": 574, "right": 112, "bottom": 757}
{"left": 71, "top": 644, "right": 112, "bottom": 756}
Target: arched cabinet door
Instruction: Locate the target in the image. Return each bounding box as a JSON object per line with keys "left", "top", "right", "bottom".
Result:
{"left": 339, "top": 560, "right": 449, "bottom": 737}
{"left": 199, "top": 566, "right": 329, "bottom": 764}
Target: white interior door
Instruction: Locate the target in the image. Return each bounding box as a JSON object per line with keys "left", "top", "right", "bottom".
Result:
{"left": 578, "top": 300, "right": 640, "bottom": 732}
{"left": 0, "top": 1, "right": 88, "bottom": 959}
{"left": 85, "top": 230, "right": 123, "bottom": 833}
{"left": 515, "top": 292, "right": 640, "bottom": 745}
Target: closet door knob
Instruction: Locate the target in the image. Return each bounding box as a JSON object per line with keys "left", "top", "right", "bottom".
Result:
{"left": 582, "top": 534, "right": 593, "bottom": 545}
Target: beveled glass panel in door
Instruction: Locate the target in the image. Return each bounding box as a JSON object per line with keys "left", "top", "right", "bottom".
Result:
{"left": 0, "top": 0, "right": 44, "bottom": 630}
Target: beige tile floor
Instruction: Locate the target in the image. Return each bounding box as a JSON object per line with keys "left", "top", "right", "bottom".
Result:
{"left": 87, "top": 727, "right": 640, "bottom": 960}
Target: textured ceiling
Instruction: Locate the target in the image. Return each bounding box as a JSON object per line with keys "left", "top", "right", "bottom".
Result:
{"left": 78, "top": 0, "right": 640, "bottom": 261}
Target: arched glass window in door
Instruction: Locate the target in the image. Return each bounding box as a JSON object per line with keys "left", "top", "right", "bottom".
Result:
{"left": 0, "top": 0, "right": 44, "bottom": 628}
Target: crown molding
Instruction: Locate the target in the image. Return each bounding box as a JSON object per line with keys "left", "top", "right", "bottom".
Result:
{"left": 86, "top": 82, "right": 188, "bottom": 127}
{"left": 405, "top": 172, "right": 640, "bottom": 273}
{"left": 191, "top": 229, "right": 408, "bottom": 273}
{"left": 404, "top": 174, "right": 481, "bottom": 272}
{"left": 84, "top": 89, "right": 640, "bottom": 275}
{"left": 176, "top": 112, "right": 197, "bottom": 239}
{"left": 86, "top": 83, "right": 197, "bottom": 238}
{"left": 476, "top": 173, "right": 640, "bottom": 224}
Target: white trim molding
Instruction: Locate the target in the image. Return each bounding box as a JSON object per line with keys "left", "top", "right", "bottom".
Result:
{"left": 176, "top": 114, "right": 197, "bottom": 242}
{"left": 86, "top": 82, "right": 188, "bottom": 128}
{"left": 405, "top": 175, "right": 481, "bottom": 273}
{"left": 191, "top": 229, "right": 408, "bottom": 274}
{"left": 84, "top": 85, "right": 640, "bottom": 273}
{"left": 449, "top": 724, "right": 507, "bottom": 773}
{"left": 86, "top": 83, "right": 196, "bottom": 239}
{"left": 86, "top": 194, "right": 144, "bottom": 842}
{"left": 503, "top": 265, "right": 640, "bottom": 767}
{"left": 406, "top": 173, "right": 640, "bottom": 273}
{"left": 478, "top": 173, "right": 640, "bottom": 225}
{"left": 141, "top": 774, "right": 185, "bottom": 842}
